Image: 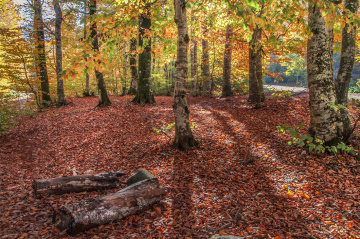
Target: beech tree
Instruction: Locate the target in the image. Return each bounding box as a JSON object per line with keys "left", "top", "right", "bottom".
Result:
{"left": 201, "top": 25, "right": 210, "bottom": 97}
{"left": 128, "top": 37, "right": 138, "bottom": 95}
{"left": 53, "top": 0, "right": 67, "bottom": 106}
{"left": 248, "top": 26, "right": 264, "bottom": 108}
{"left": 132, "top": 0, "right": 155, "bottom": 105}
{"left": 190, "top": 16, "right": 198, "bottom": 97}
{"left": 221, "top": 18, "right": 233, "bottom": 98}
{"left": 334, "top": 0, "right": 359, "bottom": 141}
{"left": 33, "top": 0, "right": 51, "bottom": 106}
{"left": 173, "top": 0, "right": 197, "bottom": 151}
{"left": 89, "top": 0, "right": 111, "bottom": 107}
{"left": 307, "top": 0, "right": 359, "bottom": 143}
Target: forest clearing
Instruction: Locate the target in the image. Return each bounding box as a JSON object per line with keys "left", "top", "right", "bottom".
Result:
{"left": 1, "top": 94, "right": 360, "bottom": 238}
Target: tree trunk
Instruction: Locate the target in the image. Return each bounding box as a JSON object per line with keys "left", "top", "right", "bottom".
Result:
{"left": 335, "top": 0, "right": 359, "bottom": 141}
{"left": 128, "top": 37, "right": 138, "bottom": 95}
{"left": 122, "top": 40, "right": 128, "bottom": 95}
{"left": 56, "top": 178, "right": 166, "bottom": 235}
{"left": 190, "top": 16, "right": 198, "bottom": 97}
{"left": 33, "top": 171, "right": 125, "bottom": 197}
{"left": 201, "top": 26, "right": 210, "bottom": 97}
{"left": 83, "top": 1, "right": 90, "bottom": 96}
{"left": 89, "top": 0, "right": 111, "bottom": 107}
{"left": 221, "top": 23, "right": 233, "bottom": 98}
{"left": 248, "top": 26, "right": 264, "bottom": 108}
{"left": 33, "top": 0, "right": 51, "bottom": 107}
{"left": 173, "top": 0, "right": 197, "bottom": 151}
{"left": 53, "top": 0, "right": 66, "bottom": 106}
{"left": 132, "top": 0, "right": 155, "bottom": 105}
{"left": 307, "top": 1, "right": 339, "bottom": 144}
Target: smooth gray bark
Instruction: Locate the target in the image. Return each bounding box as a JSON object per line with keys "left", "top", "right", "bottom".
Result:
{"left": 201, "top": 26, "right": 210, "bottom": 97}
{"left": 128, "top": 38, "right": 138, "bottom": 95}
{"left": 173, "top": 0, "right": 197, "bottom": 151}
{"left": 53, "top": 0, "right": 66, "bottom": 106}
{"left": 221, "top": 24, "right": 233, "bottom": 98}
{"left": 190, "top": 16, "right": 198, "bottom": 96}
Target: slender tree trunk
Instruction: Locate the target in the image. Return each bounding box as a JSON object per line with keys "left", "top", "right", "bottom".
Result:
{"left": 248, "top": 26, "right": 265, "bottom": 108}
{"left": 128, "top": 38, "right": 138, "bottom": 95}
{"left": 335, "top": 0, "right": 359, "bottom": 141}
{"left": 89, "top": 0, "right": 111, "bottom": 107}
{"left": 83, "top": 1, "right": 90, "bottom": 96}
{"left": 33, "top": 0, "right": 51, "bottom": 107}
{"left": 307, "top": 1, "right": 339, "bottom": 144}
{"left": 190, "top": 16, "right": 198, "bottom": 97}
{"left": 53, "top": 0, "right": 66, "bottom": 106}
{"left": 221, "top": 24, "right": 233, "bottom": 97}
{"left": 201, "top": 26, "right": 210, "bottom": 97}
{"left": 173, "top": 0, "right": 197, "bottom": 151}
{"left": 132, "top": 0, "right": 155, "bottom": 105}
{"left": 122, "top": 40, "right": 128, "bottom": 95}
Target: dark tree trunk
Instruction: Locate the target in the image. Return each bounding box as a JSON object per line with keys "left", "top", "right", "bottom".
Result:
{"left": 132, "top": 0, "right": 155, "bottom": 105}
{"left": 53, "top": 0, "right": 66, "bottom": 106}
{"left": 33, "top": 0, "right": 51, "bottom": 107}
{"left": 248, "top": 27, "right": 264, "bottom": 108}
{"left": 89, "top": 0, "right": 111, "bottom": 107}
{"left": 173, "top": 0, "right": 197, "bottom": 151}
{"left": 56, "top": 178, "right": 166, "bottom": 235}
{"left": 190, "top": 16, "right": 198, "bottom": 96}
{"left": 221, "top": 24, "right": 233, "bottom": 98}
{"left": 335, "top": 0, "right": 359, "bottom": 141}
{"left": 201, "top": 26, "right": 210, "bottom": 97}
{"left": 128, "top": 37, "right": 138, "bottom": 95}
{"left": 33, "top": 171, "right": 125, "bottom": 197}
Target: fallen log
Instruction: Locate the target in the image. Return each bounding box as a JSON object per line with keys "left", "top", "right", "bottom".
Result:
{"left": 56, "top": 177, "right": 166, "bottom": 235}
{"left": 33, "top": 171, "right": 125, "bottom": 197}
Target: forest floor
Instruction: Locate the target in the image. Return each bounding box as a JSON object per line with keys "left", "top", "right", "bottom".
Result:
{"left": 1, "top": 94, "right": 360, "bottom": 239}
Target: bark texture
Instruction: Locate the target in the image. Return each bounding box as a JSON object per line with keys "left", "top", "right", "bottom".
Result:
{"left": 122, "top": 40, "right": 128, "bottom": 95}
{"left": 173, "top": 0, "right": 197, "bottom": 151}
{"left": 83, "top": 1, "right": 91, "bottom": 97}
{"left": 335, "top": 0, "right": 359, "bottom": 141}
{"left": 33, "top": 0, "right": 51, "bottom": 106}
{"left": 201, "top": 26, "right": 210, "bottom": 97}
{"left": 307, "top": 2, "right": 339, "bottom": 143}
{"left": 56, "top": 178, "right": 166, "bottom": 235}
{"left": 53, "top": 0, "right": 66, "bottom": 106}
{"left": 128, "top": 38, "right": 138, "bottom": 95}
{"left": 33, "top": 171, "right": 125, "bottom": 197}
{"left": 89, "top": 0, "right": 111, "bottom": 107}
{"left": 190, "top": 16, "right": 198, "bottom": 96}
{"left": 132, "top": 1, "right": 155, "bottom": 105}
{"left": 248, "top": 27, "right": 264, "bottom": 108}
{"left": 221, "top": 24, "right": 233, "bottom": 98}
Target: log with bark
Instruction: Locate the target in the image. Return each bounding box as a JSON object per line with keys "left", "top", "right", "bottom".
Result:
{"left": 33, "top": 171, "right": 125, "bottom": 197}
{"left": 56, "top": 177, "right": 166, "bottom": 235}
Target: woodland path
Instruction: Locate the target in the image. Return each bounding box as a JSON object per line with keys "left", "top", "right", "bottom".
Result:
{"left": 0, "top": 95, "right": 360, "bottom": 238}
{"left": 265, "top": 84, "right": 360, "bottom": 100}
